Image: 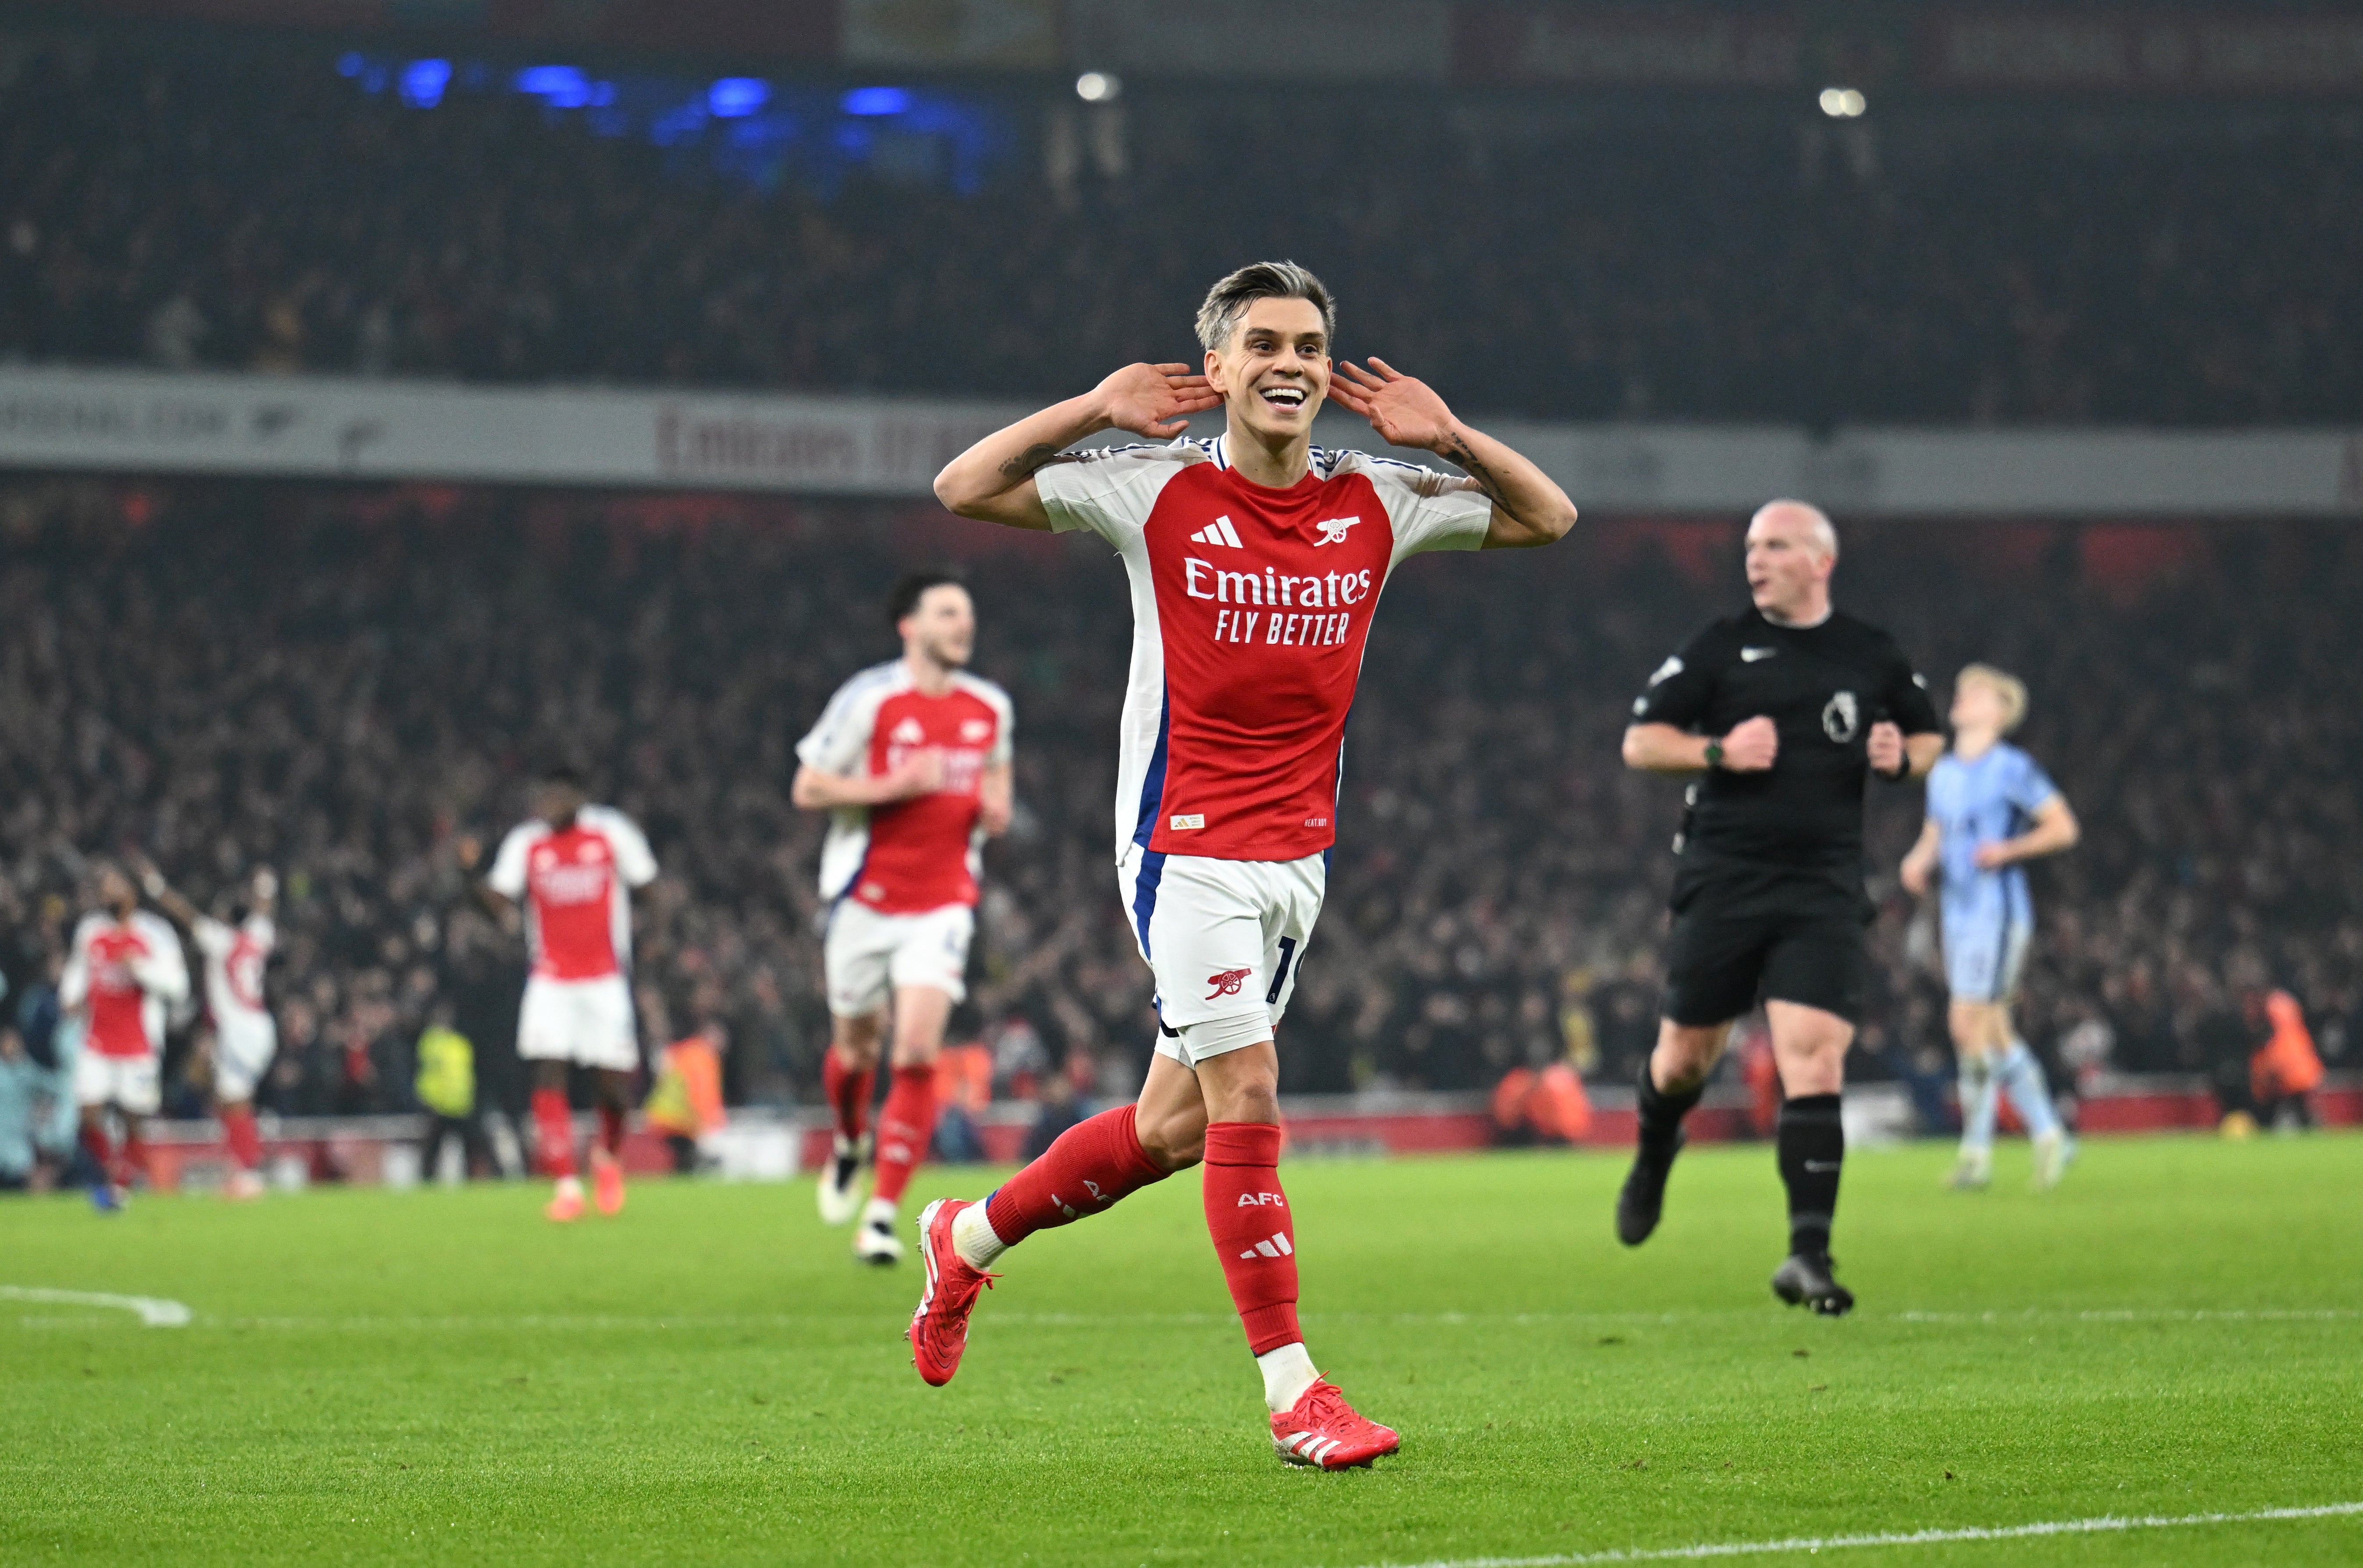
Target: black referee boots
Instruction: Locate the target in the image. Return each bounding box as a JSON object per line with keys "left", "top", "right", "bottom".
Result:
{"left": 1771, "top": 1251, "right": 1854, "bottom": 1316}
{"left": 1615, "top": 1126, "right": 1683, "bottom": 1247}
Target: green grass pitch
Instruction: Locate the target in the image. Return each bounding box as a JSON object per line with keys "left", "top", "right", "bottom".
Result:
{"left": 5, "top": 1133, "right": 2362, "bottom": 1566}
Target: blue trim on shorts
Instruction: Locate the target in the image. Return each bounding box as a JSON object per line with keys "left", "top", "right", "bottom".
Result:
{"left": 1131, "top": 850, "right": 1167, "bottom": 958}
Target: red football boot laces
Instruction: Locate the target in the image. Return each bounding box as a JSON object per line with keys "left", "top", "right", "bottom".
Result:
{"left": 1270, "top": 1379, "right": 1401, "bottom": 1469}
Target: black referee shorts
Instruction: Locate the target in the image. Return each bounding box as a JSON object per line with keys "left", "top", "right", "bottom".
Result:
{"left": 1660, "top": 894, "right": 1869, "bottom": 1029}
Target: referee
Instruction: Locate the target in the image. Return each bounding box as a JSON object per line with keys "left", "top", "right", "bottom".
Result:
{"left": 1616, "top": 500, "right": 1942, "bottom": 1314}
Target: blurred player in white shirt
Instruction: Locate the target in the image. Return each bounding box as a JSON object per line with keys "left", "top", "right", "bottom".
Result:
{"left": 140, "top": 858, "right": 278, "bottom": 1200}
{"left": 793, "top": 571, "right": 1013, "bottom": 1264}
{"left": 59, "top": 861, "right": 189, "bottom": 1212}
{"left": 468, "top": 765, "right": 658, "bottom": 1222}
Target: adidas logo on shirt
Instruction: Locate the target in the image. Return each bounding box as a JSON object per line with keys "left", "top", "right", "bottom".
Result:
{"left": 1239, "top": 1232, "right": 1294, "bottom": 1260}
{"left": 1189, "top": 515, "right": 1245, "bottom": 549}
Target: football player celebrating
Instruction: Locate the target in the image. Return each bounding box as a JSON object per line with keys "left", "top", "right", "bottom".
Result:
{"left": 60, "top": 861, "right": 189, "bottom": 1211}
{"left": 793, "top": 570, "right": 1013, "bottom": 1264}
{"left": 916, "top": 261, "right": 1576, "bottom": 1468}
{"left": 139, "top": 858, "right": 279, "bottom": 1200}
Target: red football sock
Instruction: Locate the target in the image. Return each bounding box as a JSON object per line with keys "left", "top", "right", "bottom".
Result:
{"left": 1203, "top": 1122, "right": 1301, "bottom": 1356}
{"left": 871, "top": 1065, "right": 938, "bottom": 1205}
{"left": 221, "top": 1106, "right": 263, "bottom": 1172}
{"left": 597, "top": 1102, "right": 626, "bottom": 1158}
{"left": 531, "top": 1087, "right": 578, "bottom": 1179}
{"left": 121, "top": 1126, "right": 152, "bottom": 1189}
{"left": 81, "top": 1122, "right": 115, "bottom": 1182}
{"left": 821, "top": 1049, "right": 876, "bottom": 1142}
{"left": 983, "top": 1104, "right": 1168, "bottom": 1246}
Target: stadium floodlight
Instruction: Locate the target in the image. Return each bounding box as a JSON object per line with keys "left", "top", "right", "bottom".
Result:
{"left": 1818, "top": 87, "right": 1867, "bottom": 118}
{"left": 841, "top": 86, "right": 912, "bottom": 116}
{"left": 709, "top": 78, "right": 770, "bottom": 118}
{"left": 1075, "top": 71, "right": 1121, "bottom": 103}
{"left": 400, "top": 59, "right": 451, "bottom": 109}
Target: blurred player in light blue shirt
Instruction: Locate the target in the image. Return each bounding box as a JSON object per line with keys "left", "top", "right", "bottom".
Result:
{"left": 1901, "top": 665, "right": 2082, "bottom": 1190}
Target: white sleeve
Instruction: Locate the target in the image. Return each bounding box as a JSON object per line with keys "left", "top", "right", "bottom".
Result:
{"left": 1357, "top": 456, "right": 1494, "bottom": 566}
{"left": 984, "top": 683, "right": 1015, "bottom": 768}
{"left": 486, "top": 824, "right": 537, "bottom": 901}
{"left": 796, "top": 674, "right": 885, "bottom": 776}
{"left": 602, "top": 812, "right": 659, "bottom": 889}
{"left": 57, "top": 918, "right": 94, "bottom": 1010}
{"left": 1032, "top": 444, "right": 1185, "bottom": 544}
{"left": 131, "top": 913, "right": 189, "bottom": 1004}
{"left": 249, "top": 915, "right": 277, "bottom": 956}
{"left": 192, "top": 916, "right": 234, "bottom": 959}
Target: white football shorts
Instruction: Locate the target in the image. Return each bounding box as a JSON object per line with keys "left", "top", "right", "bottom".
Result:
{"left": 211, "top": 1017, "right": 278, "bottom": 1103}
{"left": 1117, "top": 846, "right": 1322, "bottom": 1067}
{"left": 75, "top": 1051, "right": 161, "bottom": 1116}
{"left": 825, "top": 900, "right": 974, "bottom": 1017}
{"left": 517, "top": 973, "right": 640, "bottom": 1072}
{"left": 1944, "top": 910, "right": 2033, "bottom": 1005}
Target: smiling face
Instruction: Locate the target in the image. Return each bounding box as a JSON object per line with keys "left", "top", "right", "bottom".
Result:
{"left": 1205, "top": 296, "right": 1330, "bottom": 450}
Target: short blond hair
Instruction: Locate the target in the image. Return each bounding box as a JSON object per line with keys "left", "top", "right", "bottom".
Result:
{"left": 1956, "top": 663, "right": 2028, "bottom": 733}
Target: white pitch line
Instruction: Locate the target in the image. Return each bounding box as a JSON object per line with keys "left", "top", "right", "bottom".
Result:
{"left": 1336, "top": 1501, "right": 2363, "bottom": 1568}
{"left": 0, "top": 1286, "right": 192, "bottom": 1327}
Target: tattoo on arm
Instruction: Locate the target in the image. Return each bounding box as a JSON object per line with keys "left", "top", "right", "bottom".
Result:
{"left": 997, "top": 443, "right": 1079, "bottom": 482}
{"left": 1439, "top": 434, "right": 1511, "bottom": 508}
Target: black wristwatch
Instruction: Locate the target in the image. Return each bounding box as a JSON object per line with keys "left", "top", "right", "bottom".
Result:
{"left": 1703, "top": 740, "right": 1725, "bottom": 770}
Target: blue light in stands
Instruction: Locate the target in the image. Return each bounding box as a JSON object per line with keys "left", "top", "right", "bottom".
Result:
{"left": 514, "top": 65, "right": 592, "bottom": 109}
{"left": 336, "top": 53, "right": 366, "bottom": 78}
{"left": 840, "top": 87, "right": 910, "bottom": 116}
{"left": 400, "top": 59, "right": 451, "bottom": 109}
{"left": 709, "top": 78, "right": 769, "bottom": 118}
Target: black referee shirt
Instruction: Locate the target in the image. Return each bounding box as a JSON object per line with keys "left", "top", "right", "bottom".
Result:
{"left": 1632, "top": 607, "right": 1941, "bottom": 892}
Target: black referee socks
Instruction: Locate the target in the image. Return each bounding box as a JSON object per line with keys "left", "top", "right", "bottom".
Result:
{"left": 1777, "top": 1093, "right": 1845, "bottom": 1257}
{"left": 1635, "top": 1060, "right": 1704, "bottom": 1150}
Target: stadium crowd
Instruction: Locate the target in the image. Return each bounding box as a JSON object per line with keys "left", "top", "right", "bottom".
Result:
{"left": 2, "top": 39, "right": 2360, "bottom": 425}
{"left": 0, "top": 481, "right": 2351, "bottom": 1145}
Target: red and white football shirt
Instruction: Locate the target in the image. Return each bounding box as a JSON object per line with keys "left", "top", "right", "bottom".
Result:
{"left": 1036, "top": 435, "right": 1492, "bottom": 863}
{"left": 798, "top": 662, "right": 1015, "bottom": 913}
{"left": 487, "top": 806, "right": 658, "bottom": 980}
{"left": 194, "top": 913, "right": 276, "bottom": 1044}
{"left": 60, "top": 910, "right": 189, "bottom": 1058}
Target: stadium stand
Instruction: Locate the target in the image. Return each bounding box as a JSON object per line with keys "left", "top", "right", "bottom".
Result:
{"left": 1, "top": 38, "right": 2359, "bottom": 423}
{"left": 0, "top": 480, "right": 2350, "bottom": 1123}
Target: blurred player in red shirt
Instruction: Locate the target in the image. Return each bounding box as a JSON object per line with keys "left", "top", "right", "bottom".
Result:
{"left": 140, "top": 858, "right": 279, "bottom": 1200}
{"left": 920, "top": 262, "right": 1576, "bottom": 1467}
{"left": 793, "top": 571, "right": 1013, "bottom": 1264}
{"left": 60, "top": 861, "right": 189, "bottom": 1212}
{"left": 469, "top": 765, "right": 658, "bottom": 1222}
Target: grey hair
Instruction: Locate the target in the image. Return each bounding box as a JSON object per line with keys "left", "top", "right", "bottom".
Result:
{"left": 1195, "top": 261, "right": 1337, "bottom": 353}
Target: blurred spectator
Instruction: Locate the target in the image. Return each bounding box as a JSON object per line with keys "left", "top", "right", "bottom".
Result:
{"left": 1490, "top": 1061, "right": 1591, "bottom": 1147}
{"left": 646, "top": 1020, "right": 729, "bottom": 1173}
{"left": 414, "top": 1003, "right": 486, "bottom": 1183}
{"left": 2250, "top": 989, "right": 2324, "bottom": 1131}
{"left": 0, "top": 481, "right": 2350, "bottom": 1113}
{"left": 931, "top": 1037, "right": 993, "bottom": 1165}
